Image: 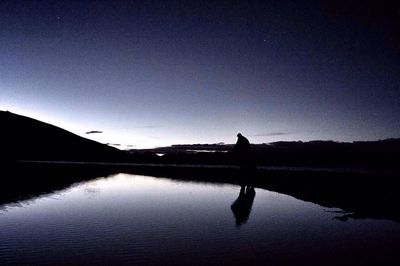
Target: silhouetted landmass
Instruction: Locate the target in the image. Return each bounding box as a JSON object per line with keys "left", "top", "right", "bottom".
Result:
{"left": 0, "top": 111, "right": 127, "bottom": 162}
{"left": 131, "top": 139, "right": 400, "bottom": 169}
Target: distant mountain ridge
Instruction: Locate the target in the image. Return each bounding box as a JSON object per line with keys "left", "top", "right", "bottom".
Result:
{"left": 130, "top": 138, "right": 400, "bottom": 169}
{"left": 131, "top": 138, "right": 400, "bottom": 154}
{"left": 1, "top": 111, "right": 125, "bottom": 162}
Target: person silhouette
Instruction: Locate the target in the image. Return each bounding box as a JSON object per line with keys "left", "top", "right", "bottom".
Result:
{"left": 233, "top": 133, "right": 255, "bottom": 170}
{"left": 231, "top": 186, "right": 256, "bottom": 227}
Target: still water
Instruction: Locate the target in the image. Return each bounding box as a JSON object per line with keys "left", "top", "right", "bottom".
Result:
{"left": 1, "top": 173, "right": 400, "bottom": 265}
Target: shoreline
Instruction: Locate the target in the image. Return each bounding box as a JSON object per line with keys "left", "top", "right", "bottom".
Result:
{"left": 17, "top": 160, "right": 400, "bottom": 175}
{"left": 2, "top": 161, "right": 400, "bottom": 224}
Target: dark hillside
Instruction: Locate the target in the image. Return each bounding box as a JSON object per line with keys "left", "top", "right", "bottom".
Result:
{"left": 1, "top": 111, "right": 126, "bottom": 162}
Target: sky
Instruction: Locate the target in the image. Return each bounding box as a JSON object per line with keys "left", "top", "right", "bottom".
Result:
{"left": 1, "top": 0, "right": 399, "bottom": 149}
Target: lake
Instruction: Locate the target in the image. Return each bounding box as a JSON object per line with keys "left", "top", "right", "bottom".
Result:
{"left": 1, "top": 173, "right": 400, "bottom": 265}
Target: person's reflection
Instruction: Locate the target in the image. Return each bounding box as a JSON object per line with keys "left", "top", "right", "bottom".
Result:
{"left": 231, "top": 186, "right": 256, "bottom": 227}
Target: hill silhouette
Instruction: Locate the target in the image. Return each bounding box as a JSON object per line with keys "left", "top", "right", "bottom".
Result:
{"left": 1, "top": 111, "right": 126, "bottom": 162}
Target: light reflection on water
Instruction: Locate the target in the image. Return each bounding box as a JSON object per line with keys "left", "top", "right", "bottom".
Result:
{"left": 1, "top": 173, "right": 400, "bottom": 265}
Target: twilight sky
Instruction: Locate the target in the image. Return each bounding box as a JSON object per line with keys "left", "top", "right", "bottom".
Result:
{"left": 1, "top": 0, "right": 399, "bottom": 148}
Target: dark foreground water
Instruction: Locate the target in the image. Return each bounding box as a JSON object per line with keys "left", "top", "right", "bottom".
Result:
{"left": 1, "top": 173, "right": 400, "bottom": 265}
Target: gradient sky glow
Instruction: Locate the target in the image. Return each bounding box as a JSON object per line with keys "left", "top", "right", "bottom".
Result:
{"left": 1, "top": 0, "right": 399, "bottom": 148}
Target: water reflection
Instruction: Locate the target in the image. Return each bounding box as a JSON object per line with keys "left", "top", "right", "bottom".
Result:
{"left": 231, "top": 186, "right": 256, "bottom": 227}
{"left": 1, "top": 173, "right": 400, "bottom": 265}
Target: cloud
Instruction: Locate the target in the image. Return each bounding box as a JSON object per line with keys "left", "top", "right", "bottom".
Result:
{"left": 85, "top": 130, "right": 103, "bottom": 134}
{"left": 251, "top": 132, "right": 292, "bottom": 137}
